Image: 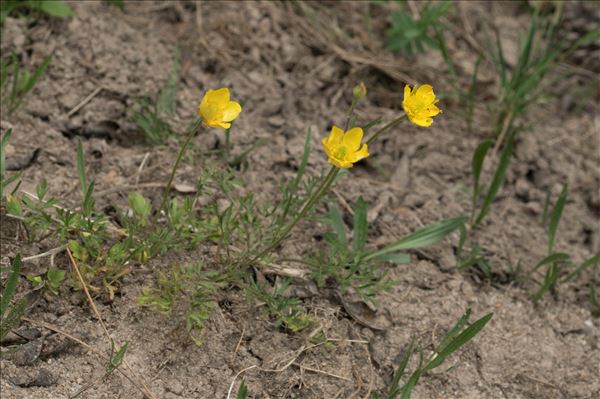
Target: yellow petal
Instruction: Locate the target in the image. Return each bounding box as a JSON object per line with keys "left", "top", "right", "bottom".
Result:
{"left": 222, "top": 101, "right": 242, "bottom": 122}
{"left": 326, "top": 125, "right": 344, "bottom": 147}
{"left": 404, "top": 84, "right": 412, "bottom": 100}
{"left": 427, "top": 103, "right": 442, "bottom": 116}
{"left": 322, "top": 137, "right": 336, "bottom": 159}
{"left": 348, "top": 144, "right": 369, "bottom": 163}
{"left": 415, "top": 85, "right": 436, "bottom": 103}
{"left": 412, "top": 116, "right": 432, "bottom": 127}
{"left": 206, "top": 88, "right": 230, "bottom": 106}
{"left": 342, "top": 127, "right": 364, "bottom": 151}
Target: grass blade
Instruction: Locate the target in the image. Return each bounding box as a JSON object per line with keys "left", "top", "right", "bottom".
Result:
{"left": 474, "top": 130, "right": 515, "bottom": 227}
{"left": 236, "top": 380, "right": 248, "bottom": 399}
{"left": 547, "top": 183, "right": 567, "bottom": 254}
{"left": 365, "top": 217, "right": 466, "bottom": 261}
{"left": 530, "top": 252, "right": 570, "bottom": 275}
{"left": 387, "top": 338, "right": 415, "bottom": 398}
{"left": 532, "top": 263, "right": 560, "bottom": 303}
{"left": 424, "top": 312, "right": 493, "bottom": 371}
{"left": 563, "top": 252, "right": 600, "bottom": 282}
{"left": 370, "top": 252, "right": 411, "bottom": 264}
{"left": 291, "top": 128, "right": 312, "bottom": 194}
{"left": 352, "top": 196, "right": 368, "bottom": 253}
{"left": 23, "top": 54, "right": 51, "bottom": 94}
{"left": 76, "top": 138, "right": 88, "bottom": 196}
{"left": 471, "top": 139, "right": 494, "bottom": 208}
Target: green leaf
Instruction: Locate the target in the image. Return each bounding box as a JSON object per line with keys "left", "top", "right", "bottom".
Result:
{"left": 76, "top": 138, "right": 88, "bottom": 195}
{"left": 425, "top": 312, "right": 493, "bottom": 371}
{"left": 471, "top": 139, "right": 494, "bottom": 206}
{"left": 82, "top": 180, "right": 95, "bottom": 216}
{"left": 326, "top": 205, "right": 347, "bottom": 249}
{"left": 370, "top": 252, "right": 411, "bottom": 264}
{"left": 37, "top": 0, "right": 74, "bottom": 17}
{"left": 46, "top": 267, "right": 65, "bottom": 291}
{"left": 387, "top": 338, "right": 415, "bottom": 398}
{"left": 352, "top": 196, "right": 368, "bottom": 253}
{"left": 532, "top": 263, "right": 560, "bottom": 303}
{"left": 530, "top": 252, "right": 570, "bottom": 274}
{"left": 365, "top": 217, "right": 466, "bottom": 261}
{"left": 128, "top": 192, "right": 151, "bottom": 220}
{"left": 107, "top": 341, "right": 128, "bottom": 374}
{"left": 474, "top": 130, "right": 515, "bottom": 227}
{"left": 547, "top": 183, "right": 567, "bottom": 254}
{"left": 236, "top": 380, "right": 248, "bottom": 399}
{"left": 22, "top": 54, "right": 51, "bottom": 95}
{"left": 6, "top": 195, "right": 22, "bottom": 216}
{"left": 1, "top": 255, "right": 22, "bottom": 316}
{"left": 0, "top": 128, "right": 12, "bottom": 179}
{"left": 36, "top": 179, "right": 48, "bottom": 200}
{"left": 290, "top": 128, "right": 312, "bottom": 195}
{"left": 563, "top": 252, "right": 600, "bottom": 282}
{"left": 0, "top": 298, "right": 26, "bottom": 342}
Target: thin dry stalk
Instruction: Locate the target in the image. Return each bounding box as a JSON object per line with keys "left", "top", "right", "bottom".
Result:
{"left": 66, "top": 248, "right": 157, "bottom": 399}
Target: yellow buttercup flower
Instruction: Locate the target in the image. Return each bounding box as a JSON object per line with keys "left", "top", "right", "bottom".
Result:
{"left": 322, "top": 125, "right": 369, "bottom": 169}
{"left": 402, "top": 84, "right": 441, "bottom": 127}
{"left": 198, "top": 88, "right": 242, "bottom": 129}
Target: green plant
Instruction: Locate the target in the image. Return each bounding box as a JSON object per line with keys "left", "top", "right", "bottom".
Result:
{"left": 487, "top": 12, "right": 600, "bottom": 149}
{"left": 378, "top": 309, "right": 493, "bottom": 399}
{"left": 138, "top": 262, "right": 232, "bottom": 344}
{"left": 0, "top": 256, "right": 27, "bottom": 352}
{"left": 245, "top": 279, "right": 314, "bottom": 333}
{"left": 236, "top": 380, "right": 248, "bottom": 399}
{"left": 301, "top": 197, "right": 466, "bottom": 302}
{"left": 131, "top": 47, "right": 180, "bottom": 145}
{"left": 26, "top": 266, "right": 65, "bottom": 295}
{"left": 0, "top": 53, "right": 51, "bottom": 116}
{"left": 386, "top": 1, "right": 451, "bottom": 56}
{"left": 0, "top": 0, "right": 73, "bottom": 27}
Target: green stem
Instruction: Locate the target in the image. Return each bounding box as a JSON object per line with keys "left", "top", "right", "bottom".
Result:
{"left": 158, "top": 119, "right": 203, "bottom": 215}
{"left": 366, "top": 113, "right": 406, "bottom": 145}
{"left": 245, "top": 166, "right": 339, "bottom": 266}
{"left": 224, "top": 128, "right": 231, "bottom": 161}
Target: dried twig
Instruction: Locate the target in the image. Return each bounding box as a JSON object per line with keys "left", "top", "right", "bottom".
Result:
{"left": 67, "top": 86, "right": 103, "bottom": 118}
{"left": 66, "top": 248, "right": 157, "bottom": 399}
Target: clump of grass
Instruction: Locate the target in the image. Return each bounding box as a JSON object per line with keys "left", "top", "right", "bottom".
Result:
{"left": 304, "top": 197, "right": 466, "bottom": 302}
{"left": 0, "top": 53, "right": 51, "bottom": 116}
{"left": 377, "top": 309, "right": 493, "bottom": 399}
{"left": 131, "top": 47, "right": 180, "bottom": 145}
{"left": 386, "top": 1, "right": 451, "bottom": 57}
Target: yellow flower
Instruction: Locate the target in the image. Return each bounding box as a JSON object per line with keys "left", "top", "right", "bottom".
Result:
{"left": 198, "top": 88, "right": 242, "bottom": 129}
{"left": 402, "top": 84, "right": 441, "bottom": 127}
{"left": 322, "top": 125, "right": 369, "bottom": 169}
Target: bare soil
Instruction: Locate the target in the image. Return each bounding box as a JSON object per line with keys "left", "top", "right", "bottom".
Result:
{"left": 1, "top": 1, "right": 599, "bottom": 398}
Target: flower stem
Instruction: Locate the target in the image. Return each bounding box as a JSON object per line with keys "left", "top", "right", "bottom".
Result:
{"left": 158, "top": 119, "right": 203, "bottom": 215}
{"left": 245, "top": 166, "right": 339, "bottom": 266}
{"left": 223, "top": 127, "right": 232, "bottom": 161}
{"left": 366, "top": 113, "right": 406, "bottom": 145}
